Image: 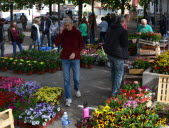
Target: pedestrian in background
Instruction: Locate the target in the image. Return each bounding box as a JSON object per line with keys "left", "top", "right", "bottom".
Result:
{"left": 49, "top": 19, "right": 58, "bottom": 49}
{"left": 20, "top": 13, "right": 28, "bottom": 31}
{"left": 103, "top": 16, "right": 136, "bottom": 97}
{"left": 8, "top": 21, "right": 23, "bottom": 56}
{"left": 88, "top": 13, "right": 97, "bottom": 44}
{"left": 40, "top": 16, "right": 51, "bottom": 47}
{"left": 55, "top": 18, "right": 84, "bottom": 107}
{"left": 98, "top": 17, "right": 108, "bottom": 43}
{"left": 30, "top": 18, "right": 41, "bottom": 50}
{"left": 0, "top": 18, "right": 6, "bottom": 57}
{"left": 123, "top": 14, "right": 130, "bottom": 30}
{"left": 79, "top": 19, "right": 88, "bottom": 49}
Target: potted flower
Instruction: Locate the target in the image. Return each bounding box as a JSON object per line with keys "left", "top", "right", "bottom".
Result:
{"left": 24, "top": 61, "right": 34, "bottom": 75}
{"left": 19, "top": 103, "right": 62, "bottom": 127}
{"left": 129, "top": 58, "right": 150, "bottom": 74}
{"left": 97, "top": 55, "right": 107, "bottom": 66}
{"left": 80, "top": 55, "right": 86, "bottom": 68}
{"left": 57, "top": 59, "right": 62, "bottom": 70}
{"left": 33, "top": 86, "right": 63, "bottom": 105}
{"left": 37, "top": 62, "right": 46, "bottom": 74}
{"left": 85, "top": 55, "right": 95, "bottom": 69}
{"left": 19, "top": 33, "right": 26, "bottom": 44}
{"left": 49, "top": 61, "right": 57, "bottom": 73}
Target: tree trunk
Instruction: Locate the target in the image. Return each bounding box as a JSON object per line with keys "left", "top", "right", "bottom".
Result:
{"left": 92, "top": 0, "right": 94, "bottom": 14}
{"left": 49, "top": 1, "right": 52, "bottom": 17}
{"left": 121, "top": 0, "right": 125, "bottom": 14}
{"left": 58, "top": 0, "right": 61, "bottom": 33}
{"left": 78, "top": 0, "right": 83, "bottom": 23}
{"left": 144, "top": 4, "right": 146, "bottom": 17}
{"left": 10, "top": 2, "right": 13, "bottom": 22}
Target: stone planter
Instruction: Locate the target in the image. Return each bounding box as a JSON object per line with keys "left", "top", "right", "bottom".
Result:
{"left": 129, "top": 69, "right": 144, "bottom": 75}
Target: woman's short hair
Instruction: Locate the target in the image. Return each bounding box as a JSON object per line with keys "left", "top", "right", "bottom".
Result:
{"left": 63, "top": 18, "right": 73, "bottom": 24}
{"left": 33, "top": 18, "right": 40, "bottom": 24}
{"left": 116, "top": 16, "right": 125, "bottom": 23}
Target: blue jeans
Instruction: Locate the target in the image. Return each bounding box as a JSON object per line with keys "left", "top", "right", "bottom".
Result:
{"left": 0, "top": 42, "right": 5, "bottom": 57}
{"left": 32, "top": 39, "right": 40, "bottom": 50}
{"left": 41, "top": 32, "right": 51, "bottom": 47}
{"left": 12, "top": 41, "right": 23, "bottom": 56}
{"left": 100, "top": 32, "right": 106, "bottom": 42}
{"left": 108, "top": 55, "right": 124, "bottom": 96}
{"left": 62, "top": 59, "right": 80, "bottom": 99}
{"left": 90, "top": 29, "right": 95, "bottom": 44}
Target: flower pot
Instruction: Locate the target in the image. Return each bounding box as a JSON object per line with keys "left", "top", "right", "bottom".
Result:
{"left": 13, "top": 70, "right": 18, "bottom": 74}
{"left": 18, "top": 70, "right": 24, "bottom": 74}
{"left": 2, "top": 67, "right": 8, "bottom": 72}
{"left": 80, "top": 63, "right": 86, "bottom": 68}
{"left": 33, "top": 69, "right": 38, "bottom": 74}
{"left": 87, "top": 64, "right": 93, "bottom": 69}
{"left": 27, "top": 71, "right": 33, "bottom": 75}
{"left": 19, "top": 39, "right": 24, "bottom": 44}
{"left": 51, "top": 69, "right": 57, "bottom": 73}
{"left": 39, "top": 71, "right": 45, "bottom": 75}
{"left": 129, "top": 69, "right": 145, "bottom": 75}
{"left": 59, "top": 67, "right": 63, "bottom": 71}
{"left": 14, "top": 119, "right": 19, "bottom": 126}
{"left": 45, "top": 68, "right": 50, "bottom": 72}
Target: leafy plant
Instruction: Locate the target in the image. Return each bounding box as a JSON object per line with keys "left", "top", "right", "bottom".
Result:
{"left": 19, "top": 33, "right": 26, "bottom": 40}
{"left": 131, "top": 58, "right": 150, "bottom": 69}
{"left": 86, "top": 55, "right": 95, "bottom": 65}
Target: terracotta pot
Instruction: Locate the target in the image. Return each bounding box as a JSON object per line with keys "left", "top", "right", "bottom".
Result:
{"left": 27, "top": 71, "right": 33, "bottom": 75}
{"left": 39, "top": 71, "right": 44, "bottom": 75}
{"left": 51, "top": 69, "right": 57, "bottom": 73}
{"left": 14, "top": 120, "right": 19, "bottom": 126}
{"left": 13, "top": 70, "right": 18, "bottom": 74}
{"left": 59, "top": 67, "right": 63, "bottom": 71}
{"left": 33, "top": 69, "right": 38, "bottom": 74}
{"left": 18, "top": 70, "right": 24, "bottom": 74}
{"left": 80, "top": 63, "right": 86, "bottom": 68}
{"left": 45, "top": 68, "right": 50, "bottom": 72}
{"left": 87, "top": 64, "right": 93, "bottom": 69}
{"left": 2, "top": 67, "right": 8, "bottom": 72}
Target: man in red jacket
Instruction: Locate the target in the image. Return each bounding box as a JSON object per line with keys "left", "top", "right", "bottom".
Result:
{"left": 55, "top": 18, "right": 84, "bottom": 107}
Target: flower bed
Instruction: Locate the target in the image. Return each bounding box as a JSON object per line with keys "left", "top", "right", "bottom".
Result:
{"left": 77, "top": 81, "right": 166, "bottom": 128}
{"left": 0, "top": 76, "right": 63, "bottom": 127}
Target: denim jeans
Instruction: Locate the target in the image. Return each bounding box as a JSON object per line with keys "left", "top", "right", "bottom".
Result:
{"left": 62, "top": 59, "right": 80, "bottom": 99}
{"left": 100, "top": 32, "right": 106, "bottom": 42}
{"left": 12, "top": 41, "right": 23, "bottom": 56}
{"left": 41, "top": 32, "right": 51, "bottom": 47}
{"left": 108, "top": 55, "right": 124, "bottom": 96}
{"left": 30, "top": 39, "right": 40, "bottom": 50}
{"left": 0, "top": 42, "right": 5, "bottom": 57}
{"left": 90, "top": 29, "right": 95, "bottom": 44}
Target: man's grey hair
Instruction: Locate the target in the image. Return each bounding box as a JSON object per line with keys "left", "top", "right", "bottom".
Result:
{"left": 124, "top": 14, "right": 130, "bottom": 19}
{"left": 141, "top": 19, "right": 147, "bottom": 24}
{"left": 116, "top": 16, "right": 125, "bottom": 23}
{"left": 63, "top": 18, "right": 73, "bottom": 24}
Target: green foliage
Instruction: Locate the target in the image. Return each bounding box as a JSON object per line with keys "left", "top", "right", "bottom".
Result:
{"left": 131, "top": 59, "right": 150, "bottom": 69}
{"left": 86, "top": 55, "right": 95, "bottom": 64}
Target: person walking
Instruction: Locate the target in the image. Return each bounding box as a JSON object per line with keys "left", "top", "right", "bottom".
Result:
{"left": 98, "top": 17, "right": 108, "bottom": 43}
{"left": 40, "top": 16, "right": 52, "bottom": 47}
{"left": 0, "top": 18, "right": 6, "bottom": 57}
{"left": 79, "top": 19, "right": 88, "bottom": 48}
{"left": 49, "top": 19, "right": 58, "bottom": 49}
{"left": 8, "top": 21, "right": 23, "bottom": 56}
{"left": 103, "top": 16, "right": 136, "bottom": 97}
{"left": 88, "top": 13, "right": 97, "bottom": 44}
{"left": 30, "top": 18, "right": 41, "bottom": 50}
{"left": 55, "top": 18, "right": 84, "bottom": 107}
{"left": 20, "top": 13, "right": 28, "bottom": 30}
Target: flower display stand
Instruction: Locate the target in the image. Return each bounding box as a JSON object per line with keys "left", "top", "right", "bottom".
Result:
{"left": 129, "top": 69, "right": 144, "bottom": 75}
{"left": 19, "top": 111, "right": 62, "bottom": 128}
{"left": 157, "top": 75, "right": 169, "bottom": 103}
{"left": 0, "top": 109, "right": 14, "bottom": 128}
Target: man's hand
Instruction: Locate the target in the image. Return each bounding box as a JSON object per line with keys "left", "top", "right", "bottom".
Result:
{"left": 69, "top": 53, "right": 75, "bottom": 59}
{"left": 60, "top": 27, "right": 64, "bottom": 34}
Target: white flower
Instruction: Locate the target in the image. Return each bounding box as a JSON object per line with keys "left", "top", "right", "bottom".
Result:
{"left": 57, "top": 107, "right": 60, "bottom": 112}
{"left": 35, "top": 121, "right": 40, "bottom": 125}
{"left": 27, "top": 111, "right": 31, "bottom": 115}
{"left": 24, "top": 121, "right": 27, "bottom": 123}
{"left": 32, "top": 121, "right": 36, "bottom": 125}
{"left": 42, "top": 122, "right": 46, "bottom": 126}
{"left": 30, "top": 108, "right": 33, "bottom": 111}
{"left": 45, "top": 119, "right": 48, "bottom": 122}
{"left": 30, "top": 116, "right": 34, "bottom": 120}
{"left": 19, "top": 115, "right": 22, "bottom": 119}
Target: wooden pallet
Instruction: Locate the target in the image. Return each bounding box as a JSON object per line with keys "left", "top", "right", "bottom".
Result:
{"left": 157, "top": 75, "right": 169, "bottom": 103}
{"left": 0, "top": 109, "right": 14, "bottom": 128}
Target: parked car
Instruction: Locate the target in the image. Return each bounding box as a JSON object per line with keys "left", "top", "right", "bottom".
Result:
{"left": 5, "top": 13, "right": 27, "bottom": 24}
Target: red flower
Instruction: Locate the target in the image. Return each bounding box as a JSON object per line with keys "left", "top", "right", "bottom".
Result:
{"left": 130, "top": 90, "right": 136, "bottom": 93}
{"left": 106, "top": 99, "right": 111, "bottom": 104}
{"left": 154, "top": 67, "right": 160, "bottom": 70}
{"left": 121, "top": 89, "right": 127, "bottom": 93}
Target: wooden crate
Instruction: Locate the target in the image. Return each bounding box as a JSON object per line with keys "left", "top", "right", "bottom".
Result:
{"left": 157, "top": 75, "right": 169, "bottom": 103}
{"left": 0, "top": 109, "right": 14, "bottom": 128}
{"left": 129, "top": 69, "right": 144, "bottom": 75}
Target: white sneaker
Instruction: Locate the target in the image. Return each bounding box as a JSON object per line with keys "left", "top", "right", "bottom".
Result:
{"left": 75, "top": 90, "right": 81, "bottom": 97}
{"left": 65, "top": 99, "right": 72, "bottom": 107}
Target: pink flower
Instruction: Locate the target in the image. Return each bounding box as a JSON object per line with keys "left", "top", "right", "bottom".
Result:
{"left": 133, "top": 81, "right": 138, "bottom": 84}
{"left": 137, "top": 87, "right": 142, "bottom": 92}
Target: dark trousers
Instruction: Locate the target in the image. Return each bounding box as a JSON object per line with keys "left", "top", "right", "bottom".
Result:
{"left": 83, "top": 36, "right": 88, "bottom": 49}
{"left": 100, "top": 32, "right": 106, "bottom": 42}
{"left": 0, "top": 42, "right": 5, "bottom": 57}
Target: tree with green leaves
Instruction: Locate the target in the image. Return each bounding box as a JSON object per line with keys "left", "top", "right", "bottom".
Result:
{"left": 139, "top": 0, "right": 154, "bottom": 16}
{"left": 101, "top": 0, "right": 132, "bottom": 14}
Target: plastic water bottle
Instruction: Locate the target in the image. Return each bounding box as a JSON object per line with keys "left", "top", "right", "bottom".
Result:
{"left": 61, "top": 112, "right": 70, "bottom": 128}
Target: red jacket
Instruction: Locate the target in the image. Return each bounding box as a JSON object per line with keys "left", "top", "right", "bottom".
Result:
{"left": 55, "top": 26, "right": 84, "bottom": 59}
